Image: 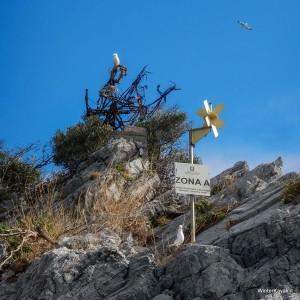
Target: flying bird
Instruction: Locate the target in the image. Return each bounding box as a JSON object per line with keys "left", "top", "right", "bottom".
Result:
{"left": 169, "top": 225, "right": 184, "bottom": 247}
{"left": 238, "top": 20, "right": 252, "bottom": 30}
{"left": 113, "top": 53, "right": 120, "bottom": 66}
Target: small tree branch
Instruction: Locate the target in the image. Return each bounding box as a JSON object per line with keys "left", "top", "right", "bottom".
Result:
{"left": 36, "top": 227, "right": 57, "bottom": 245}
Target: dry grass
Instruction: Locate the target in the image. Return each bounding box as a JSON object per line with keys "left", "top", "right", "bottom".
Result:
{"left": 150, "top": 231, "right": 188, "bottom": 268}
{"left": 82, "top": 170, "right": 153, "bottom": 244}
{"left": 282, "top": 176, "right": 300, "bottom": 204}
{"left": 154, "top": 247, "right": 183, "bottom": 267}
{"left": 1, "top": 177, "right": 84, "bottom": 272}
{"left": 195, "top": 201, "right": 239, "bottom": 235}
{"left": 89, "top": 171, "right": 101, "bottom": 180}
{"left": 0, "top": 169, "right": 161, "bottom": 272}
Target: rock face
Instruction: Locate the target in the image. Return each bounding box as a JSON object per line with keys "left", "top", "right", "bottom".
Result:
{"left": 1, "top": 132, "right": 300, "bottom": 300}
{"left": 7, "top": 229, "right": 159, "bottom": 300}
{"left": 157, "top": 206, "right": 300, "bottom": 299}
{"left": 60, "top": 135, "right": 156, "bottom": 208}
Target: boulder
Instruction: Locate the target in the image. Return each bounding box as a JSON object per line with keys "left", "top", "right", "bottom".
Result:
{"left": 9, "top": 229, "right": 159, "bottom": 300}
{"left": 158, "top": 244, "right": 245, "bottom": 299}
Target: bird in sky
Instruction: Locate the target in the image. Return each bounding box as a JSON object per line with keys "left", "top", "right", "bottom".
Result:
{"left": 170, "top": 224, "right": 184, "bottom": 247}
{"left": 113, "top": 53, "right": 120, "bottom": 66}
{"left": 238, "top": 20, "right": 252, "bottom": 30}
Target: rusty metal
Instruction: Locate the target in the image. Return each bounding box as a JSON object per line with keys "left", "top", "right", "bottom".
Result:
{"left": 85, "top": 65, "right": 180, "bottom": 130}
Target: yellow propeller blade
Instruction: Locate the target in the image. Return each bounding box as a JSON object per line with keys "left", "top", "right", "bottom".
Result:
{"left": 210, "top": 117, "right": 225, "bottom": 128}
{"left": 211, "top": 103, "right": 224, "bottom": 116}
{"left": 196, "top": 108, "right": 208, "bottom": 118}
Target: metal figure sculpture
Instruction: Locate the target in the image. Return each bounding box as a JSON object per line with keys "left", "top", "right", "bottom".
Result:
{"left": 85, "top": 58, "right": 180, "bottom": 130}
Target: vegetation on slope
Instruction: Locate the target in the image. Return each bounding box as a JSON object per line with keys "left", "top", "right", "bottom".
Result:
{"left": 51, "top": 115, "right": 113, "bottom": 174}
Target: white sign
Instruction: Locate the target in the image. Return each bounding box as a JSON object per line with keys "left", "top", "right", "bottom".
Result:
{"left": 174, "top": 162, "right": 210, "bottom": 196}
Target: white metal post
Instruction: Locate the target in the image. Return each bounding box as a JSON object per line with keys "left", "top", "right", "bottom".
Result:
{"left": 189, "top": 130, "right": 195, "bottom": 243}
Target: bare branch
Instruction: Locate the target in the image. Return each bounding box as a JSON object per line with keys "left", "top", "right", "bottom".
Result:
{"left": 36, "top": 227, "right": 57, "bottom": 245}
{"left": 0, "top": 228, "right": 38, "bottom": 270}
{"left": 85, "top": 65, "right": 179, "bottom": 130}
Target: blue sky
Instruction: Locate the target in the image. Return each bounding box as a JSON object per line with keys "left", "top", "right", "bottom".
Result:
{"left": 1, "top": 0, "right": 300, "bottom": 176}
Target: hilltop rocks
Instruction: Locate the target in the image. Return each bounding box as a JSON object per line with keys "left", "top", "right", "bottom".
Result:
{"left": 211, "top": 157, "right": 283, "bottom": 208}
{"left": 1, "top": 132, "right": 300, "bottom": 300}
{"left": 62, "top": 137, "right": 151, "bottom": 198}
{"left": 57, "top": 137, "right": 160, "bottom": 212}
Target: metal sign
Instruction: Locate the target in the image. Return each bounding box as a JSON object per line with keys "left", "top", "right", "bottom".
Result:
{"left": 175, "top": 162, "right": 210, "bottom": 196}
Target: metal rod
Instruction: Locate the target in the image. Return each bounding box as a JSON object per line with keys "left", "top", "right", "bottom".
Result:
{"left": 191, "top": 196, "right": 195, "bottom": 243}
{"left": 189, "top": 130, "right": 195, "bottom": 243}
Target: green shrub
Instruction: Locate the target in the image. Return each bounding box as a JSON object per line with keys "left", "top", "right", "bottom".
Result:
{"left": 195, "top": 202, "right": 239, "bottom": 234}
{"left": 138, "top": 105, "right": 200, "bottom": 192}
{"left": 0, "top": 223, "right": 19, "bottom": 252}
{"left": 150, "top": 215, "right": 170, "bottom": 227}
{"left": 196, "top": 206, "right": 227, "bottom": 231}
{"left": 195, "top": 199, "right": 212, "bottom": 214}
{"left": 0, "top": 144, "right": 41, "bottom": 195}
{"left": 0, "top": 189, "right": 12, "bottom": 201}
{"left": 211, "top": 185, "right": 223, "bottom": 195}
{"left": 115, "top": 162, "right": 133, "bottom": 181}
{"left": 51, "top": 115, "right": 113, "bottom": 173}
{"left": 115, "top": 162, "right": 127, "bottom": 173}
{"left": 282, "top": 177, "right": 300, "bottom": 204}
{"left": 140, "top": 106, "right": 191, "bottom": 160}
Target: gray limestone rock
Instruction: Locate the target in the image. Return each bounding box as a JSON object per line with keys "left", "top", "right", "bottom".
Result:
{"left": 9, "top": 229, "right": 159, "bottom": 300}
{"left": 159, "top": 244, "right": 245, "bottom": 299}
{"left": 1, "top": 152, "right": 300, "bottom": 300}
{"left": 126, "top": 157, "right": 149, "bottom": 177}
{"left": 212, "top": 157, "right": 284, "bottom": 206}
{"left": 143, "top": 190, "right": 183, "bottom": 218}
{"left": 152, "top": 294, "right": 174, "bottom": 300}
{"left": 57, "top": 139, "right": 160, "bottom": 214}
{"left": 0, "top": 237, "right": 8, "bottom": 262}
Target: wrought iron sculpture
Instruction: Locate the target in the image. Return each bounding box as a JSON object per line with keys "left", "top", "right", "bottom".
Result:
{"left": 85, "top": 61, "right": 180, "bottom": 130}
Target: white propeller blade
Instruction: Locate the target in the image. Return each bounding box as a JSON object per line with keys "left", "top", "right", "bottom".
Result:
{"left": 211, "top": 125, "right": 219, "bottom": 137}
{"left": 204, "top": 100, "right": 211, "bottom": 113}
{"left": 205, "top": 116, "right": 211, "bottom": 127}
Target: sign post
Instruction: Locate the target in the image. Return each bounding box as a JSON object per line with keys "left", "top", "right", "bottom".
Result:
{"left": 189, "top": 131, "right": 195, "bottom": 243}
{"left": 175, "top": 100, "right": 224, "bottom": 243}
{"left": 175, "top": 160, "right": 211, "bottom": 243}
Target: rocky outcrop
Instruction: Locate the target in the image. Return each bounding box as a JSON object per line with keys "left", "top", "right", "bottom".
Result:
{"left": 46, "top": 137, "right": 161, "bottom": 228}
{"left": 1, "top": 137, "right": 300, "bottom": 300}
{"left": 155, "top": 203, "right": 300, "bottom": 299}
{"left": 1, "top": 229, "right": 160, "bottom": 300}
{"left": 158, "top": 244, "right": 245, "bottom": 299}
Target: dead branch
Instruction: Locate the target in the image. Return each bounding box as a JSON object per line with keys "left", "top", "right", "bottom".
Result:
{"left": 0, "top": 228, "right": 38, "bottom": 270}
{"left": 36, "top": 226, "right": 57, "bottom": 245}
{"left": 85, "top": 65, "right": 179, "bottom": 130}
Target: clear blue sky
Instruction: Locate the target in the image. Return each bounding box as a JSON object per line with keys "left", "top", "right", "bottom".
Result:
{"left": 1, "top": 0, "right": 300, "bottom": 176}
